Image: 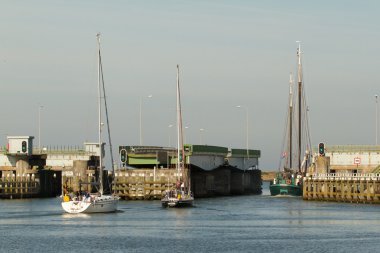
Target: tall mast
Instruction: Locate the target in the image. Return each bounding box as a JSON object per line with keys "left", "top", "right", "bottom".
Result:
{"left": 176, "top": 65, "right": 181, "bottom": 179}
{"left": 296, "top": 41, "right": 302, "bottom": 173}
{"left": 99, "top": 39, "right": 115, "bottom": 193}
{"left": 289, "top": 72, "right": 293, "bottom": 169}
{"left": 97, "top": 33, "right": 103, "bottom": 195}
{"left": 177, "top": 64, "right": 185, "bottom": 183}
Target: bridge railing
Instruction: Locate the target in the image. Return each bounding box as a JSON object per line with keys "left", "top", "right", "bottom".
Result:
{"left": 0, "top": 146, "right": 97, "bottom": 156}
{"left": 33, "top": 146, "right": 97, "bottom": 156}
{"left": 310, "top": 173, "right": 380, "bottom": 180}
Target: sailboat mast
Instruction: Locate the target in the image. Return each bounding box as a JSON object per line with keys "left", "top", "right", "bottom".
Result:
{"left": 176, "top": 65, "right": 181, "bottom": 180}
{"left": 289, "top": 73, "right": 293, "bottom": 169}
{"left": 176, "top": 65, "right": 186, "bottom": 184}
{"left": 99, "top": 47, "right": 116, "bottom": 193}
{"left": 97, "top": 33, "right": 103, "bottom": 195}
{"left": 297, "top": 41, "right": 302, "bottom": 173}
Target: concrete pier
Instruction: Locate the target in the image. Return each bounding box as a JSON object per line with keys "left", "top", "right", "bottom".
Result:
{"left": 303, "top": 173, "right": 380, "bottom": 204}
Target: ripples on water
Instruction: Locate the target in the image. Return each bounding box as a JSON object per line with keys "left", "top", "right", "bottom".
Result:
{"left": 1, "top": 182, "right": 380, "bottom": 252}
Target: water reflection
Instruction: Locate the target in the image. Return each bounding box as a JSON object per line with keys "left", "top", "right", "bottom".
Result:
{"left": 62, "top": 213, "right": 91, "bottom": 220}
{"left": 1, "top": 182, "right": 380, "bottom": 252}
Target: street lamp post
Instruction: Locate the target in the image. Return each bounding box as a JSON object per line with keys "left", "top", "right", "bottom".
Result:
{"left": 199, "top": 128, "right": 204, "bottom": 145}
{"left": 376, "top": 94, "right": 378, "bottom": 145}
{"left": 184, "top": 126, "right": 189, "bottom": 144}
{"left": 168, "top": 124, "right": 173, "bottom": 146}
{"left": 139, "top": 95, "right": 153, "bottom": 145}
{"left": 236, "top": 105, "right": 249, "bottom": 161}
{"left": 38, "top": 105, "right": 44, "bottom": 153}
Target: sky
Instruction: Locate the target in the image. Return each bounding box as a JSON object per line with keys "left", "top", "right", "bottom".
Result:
{"left": 0, "top": 0, "right": 379, "bottom": 170}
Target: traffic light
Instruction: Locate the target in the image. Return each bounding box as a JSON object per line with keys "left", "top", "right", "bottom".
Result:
{"left": 318, "top": 142, "right": 325, "bottom": 156}
{"left": 120, "top": 149, "right": 127, "bottom": 164}
{"left": 21, "top": 141, "right": 27, "bottom": 153}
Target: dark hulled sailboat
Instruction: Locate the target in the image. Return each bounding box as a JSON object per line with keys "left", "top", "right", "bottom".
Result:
{"left": 270, "top": 42, "right": 312, "bottom": 196}
{"left": 161, "top": 65, "right": 194, "bottom": 207}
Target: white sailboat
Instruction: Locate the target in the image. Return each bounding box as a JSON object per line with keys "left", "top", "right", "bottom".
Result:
{"left": 161, "top": 65, "right": 194, "bottom": 208}
{"left": 62, "top": 33, "right": 119, "bottom": 214}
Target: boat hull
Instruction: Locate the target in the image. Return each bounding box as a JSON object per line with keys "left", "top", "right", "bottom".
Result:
{"left": 269, "top": 184, "right": 302, "bottom": 196}
{"left": 161, "top": 198, "right": 194, "bottom": 208}
{"left": 161, "top": 189, "right": 194, "bottom": 208}
{"left": 62, "top": 195, "right": 119, "bottom": 214}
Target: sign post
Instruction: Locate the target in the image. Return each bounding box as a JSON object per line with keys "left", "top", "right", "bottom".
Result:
{"left": 354, "top": 157, "right": 361, "bottom": 167}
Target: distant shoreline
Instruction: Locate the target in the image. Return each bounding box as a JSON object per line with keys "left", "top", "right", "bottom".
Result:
{"left": 261, "top": 171, "right": 276, "bottom": 182}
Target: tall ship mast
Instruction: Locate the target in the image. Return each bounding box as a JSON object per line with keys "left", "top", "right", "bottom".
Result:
{"left": 297, "top": 41, "right": 303, "bottom": 174}
{"left": 269, "top": 42, "right": 312, "bottom": 196}
{"left": 288, "top": 72, "right": 294, "bottom": 170}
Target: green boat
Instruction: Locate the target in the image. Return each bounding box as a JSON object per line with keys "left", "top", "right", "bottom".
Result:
{"left": 270, "top": 43, "right": 312, "bottom": 197}
{"left": 269, "top": 172, "right": 302, "bottom": 196}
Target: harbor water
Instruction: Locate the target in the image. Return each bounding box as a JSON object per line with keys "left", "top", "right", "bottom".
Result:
{"left": 1, "top": 182, "right": 380, "bottom": 253}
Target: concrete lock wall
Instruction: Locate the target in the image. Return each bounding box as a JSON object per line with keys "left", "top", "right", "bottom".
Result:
{"left": 191, "top": 167, "right": 231, "bottom": 197}
{"left": 188, "top": 155, "right": 225, "bottom": 171}
{"left": 16, "top": 159, "right": 30, "bottom": 176}
{"left": 113, "top": 166, "right": 262, "bottom": 199}
{"left": 62, "top": 160, "right": 89, "bottom": 193}
{"left": 231, "top": 169, "right": 262, "bottom": 194}
{"left": 230, "top": 171, "right": 243, "bottom": 194}
{"left": 309, "top": 156, "right": 330, "bottom": 174}
{"left": 228, "top": 157, "right": 259, "bottom": 170}
{"left": 1, "top": 159, "right": 31, "bottom": 178}
{"left": 191, "top": 166, "right": 262, "bottom": 197}
{"left": 243, "top": 169, "right": 261, "bottom": 193}
{"left": 0, "top": 154, "right": 17, "bottom": 167}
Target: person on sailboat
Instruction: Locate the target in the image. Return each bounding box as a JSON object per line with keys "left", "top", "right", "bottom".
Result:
{"left": 176, "top": 180, "right": 181, "bottom": 189}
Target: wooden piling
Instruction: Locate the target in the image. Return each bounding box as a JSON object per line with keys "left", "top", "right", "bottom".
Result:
{"left": 114, "top": 168, "right": 179, "bottom": 200}
{"left": 0, "top": 176, "right": 39, "bottom": 199}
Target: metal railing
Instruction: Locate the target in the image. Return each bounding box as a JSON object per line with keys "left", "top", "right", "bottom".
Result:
{"left": 313, "top": 145, "right": 380, "bottom": 153}
{"left": 33, "top": 146, "right": 96, "bottom": 155}
{"left": 310, "top": 173, "right": 380, "bottom": 180}
{"left": 0, "top": 146, "right": 98, "bottom": 156}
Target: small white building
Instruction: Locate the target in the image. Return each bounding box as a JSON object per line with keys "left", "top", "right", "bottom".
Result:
{"left": 84, "top": 142, "right": 104, "bottom": 157}
{"left": 7, "top": 136, "right": 34, "bottom": 156}
{"left": 321, "top": 145, "right": 380, "bottom": 173}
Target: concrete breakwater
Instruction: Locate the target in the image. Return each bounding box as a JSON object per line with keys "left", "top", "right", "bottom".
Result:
{"left": 303, "top": 173, "right": 380, "bottom": 204}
